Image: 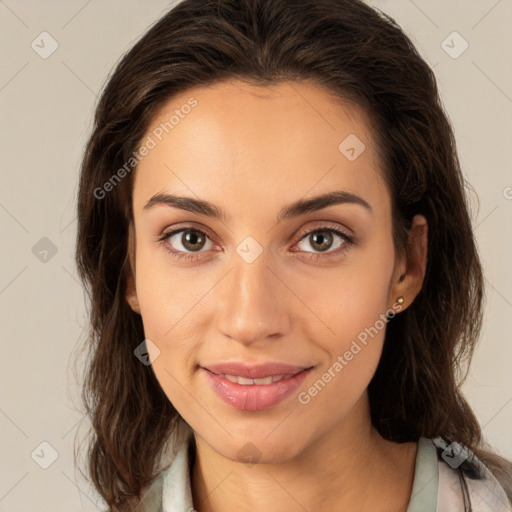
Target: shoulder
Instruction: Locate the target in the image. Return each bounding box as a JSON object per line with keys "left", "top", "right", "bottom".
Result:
{"left": 430, "top": 437, "right": 512, "bottom": 512}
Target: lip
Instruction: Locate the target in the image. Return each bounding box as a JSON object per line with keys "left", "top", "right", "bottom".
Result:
{"left": 201, "top": 363, "right": 314, "bottom": 411}
{"left": 203, "top": 361, "right": 309, "bottom": 379}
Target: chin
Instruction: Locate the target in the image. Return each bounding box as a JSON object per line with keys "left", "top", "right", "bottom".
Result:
{"left": 206, "top": 430, "right": 309, "bottom": 466}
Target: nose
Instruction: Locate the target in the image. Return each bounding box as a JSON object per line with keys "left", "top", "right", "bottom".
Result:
{"left": 216, "top": 252, "right": 292, "bottom": 346}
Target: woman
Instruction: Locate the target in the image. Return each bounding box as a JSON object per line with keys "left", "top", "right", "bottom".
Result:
{"left": 75, "top": 0, "right": 512, "bottom": 510}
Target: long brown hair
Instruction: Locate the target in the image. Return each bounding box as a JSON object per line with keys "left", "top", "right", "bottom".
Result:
{"left": 74, "top": 0, "right": 512, "bottom": 509}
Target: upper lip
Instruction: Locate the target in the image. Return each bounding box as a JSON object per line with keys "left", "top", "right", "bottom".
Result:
{"left": 203, "top": 362, "right": 312, "bottom": 379}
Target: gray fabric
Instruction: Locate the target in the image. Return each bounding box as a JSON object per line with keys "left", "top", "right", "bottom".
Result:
{"left": 407, "top": 437, "right": 439, "bottom": 511}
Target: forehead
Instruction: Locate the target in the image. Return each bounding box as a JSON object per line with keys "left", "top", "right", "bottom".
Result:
{"left": 132, "top": 79, "right": 389, "bottom": 218}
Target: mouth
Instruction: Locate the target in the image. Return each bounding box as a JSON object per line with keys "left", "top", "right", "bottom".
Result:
{"left": 201, "top": 364, "right": 315, "bottom": 411}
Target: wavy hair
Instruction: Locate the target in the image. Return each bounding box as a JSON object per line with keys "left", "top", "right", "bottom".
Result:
{"left": 74, "top": 0, "right": 512, "bottom": 509}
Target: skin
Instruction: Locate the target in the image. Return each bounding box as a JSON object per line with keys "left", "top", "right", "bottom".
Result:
{"left": 125, "top": 79, "right": 428, "bottom": 512}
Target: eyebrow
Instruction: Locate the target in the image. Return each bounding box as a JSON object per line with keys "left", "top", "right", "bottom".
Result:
{"left": 143, "top": 190, "right": 372, "bottom": 222}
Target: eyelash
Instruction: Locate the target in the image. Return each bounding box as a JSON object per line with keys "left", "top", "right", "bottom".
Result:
{"left": 157, "top": 224, "right": 355, "bottom": 263}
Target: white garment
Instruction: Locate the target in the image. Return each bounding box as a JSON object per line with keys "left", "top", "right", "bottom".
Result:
{"left": 137, "top": 427, "right": 511, "bottom": 512}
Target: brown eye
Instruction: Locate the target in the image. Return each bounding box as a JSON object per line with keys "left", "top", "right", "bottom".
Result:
{"left": 179, "top": 229, "right": 207, "bottom": 251}
{"left": 307, "top": 230, "right": 335, "bottom": 252}
{"left": 293, "top": 226, "right": 355, "bottom": 260}
{"left": 296, "top": 227, "right": 351, "bottom": 256}
{"left": 160, "top": 227, "right": 213, "bottom": 256}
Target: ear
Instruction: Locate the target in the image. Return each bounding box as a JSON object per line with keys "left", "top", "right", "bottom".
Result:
{"left": 125, "top": 221, "right": 141, "bottom": 315}
{"left": 389, "top": 214, "right": 428, "bottom": 311}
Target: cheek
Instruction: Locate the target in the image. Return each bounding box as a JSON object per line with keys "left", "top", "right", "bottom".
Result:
{"left": 136, "top": 273, "right": 199, "bottom": 411}
{"left": 296, "top": 238, "right": 395, "bottom": 345}
{"left": 134, "top": 244, "right": 198, "bottom": 340}
{"left": 299, "top": 298, "right": 390, "bottom": 422}
{"left": 342, "top": 268, "right": 393, "bottom": 341}
{"left": 300, "top": 240, "right": 395, "bottom": 400}
{"left": 133, "top": 257, "right": 196, "bottom": 392}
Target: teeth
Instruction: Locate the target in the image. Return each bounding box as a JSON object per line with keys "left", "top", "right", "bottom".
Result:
{"left": 254, "top": 376, "right": 273, "bottom": 385}
{"left": 237, "top": 376, "right": 256, "bottom": 385}
{"left": 220, "top": 373, "right": 292, "bottom": 385}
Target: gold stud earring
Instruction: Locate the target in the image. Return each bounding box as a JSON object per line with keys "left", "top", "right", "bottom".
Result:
{"left": 397, "top": 296, "right": 404, "bottom": 305}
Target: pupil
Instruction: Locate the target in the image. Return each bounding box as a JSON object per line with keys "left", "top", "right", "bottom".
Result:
{"left": 312, "top": 231, "right": 331, "bottom": 251}
{"left": 184, "top": 230, "right": 204, "bottom": 250}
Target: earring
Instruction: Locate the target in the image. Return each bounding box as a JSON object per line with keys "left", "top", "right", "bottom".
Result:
{"left": 397, "top": 296, "right": 404, "bottom": 305}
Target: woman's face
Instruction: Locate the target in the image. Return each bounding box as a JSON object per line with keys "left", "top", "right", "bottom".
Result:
{"left": 126, "top": 79, "right": 422, "bottom": 463}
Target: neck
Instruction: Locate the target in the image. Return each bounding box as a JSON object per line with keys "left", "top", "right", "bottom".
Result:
{"left": 190, "top": 394, "right": 417, "bottom": 512}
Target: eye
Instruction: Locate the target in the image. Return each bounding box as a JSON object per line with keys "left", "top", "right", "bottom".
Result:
{"left": 158, "top": 227, "right": 216, "bottom": 262}
{"left": 293, "top": 225, "right": 354, "bottom": 261}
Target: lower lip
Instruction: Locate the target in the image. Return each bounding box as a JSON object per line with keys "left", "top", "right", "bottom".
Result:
{"left": 202, "top": 367, "right": 313, "bottom": 411}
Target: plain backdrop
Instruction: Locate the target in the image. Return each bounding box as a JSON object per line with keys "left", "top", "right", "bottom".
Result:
{"left": 0, "top": 1, "right": 511, "bottom": 510}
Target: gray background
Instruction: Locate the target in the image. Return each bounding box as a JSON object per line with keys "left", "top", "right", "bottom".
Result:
{"left": 0, "top": 0, "right": 511, "bottom": 510}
